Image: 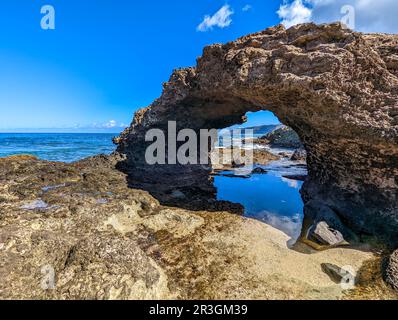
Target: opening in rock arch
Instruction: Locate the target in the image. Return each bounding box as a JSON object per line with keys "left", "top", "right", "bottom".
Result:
{"left": 213, "top": 111, "right": 308, "bottom": 244}
{"left": 115, "top": 24, "right": 398, "bottom": 245}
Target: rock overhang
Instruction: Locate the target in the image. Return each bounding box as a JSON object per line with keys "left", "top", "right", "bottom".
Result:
{"left": 115, "top": 22, "right": 398, "bottom": 244}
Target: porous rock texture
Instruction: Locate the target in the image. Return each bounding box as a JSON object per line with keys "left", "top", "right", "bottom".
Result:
{"left": 384, "top": 250, "right": 398, "bottom": 291}
{"left": 2, "top": 156, "right": 394, "bottom": 300}
{"left": 116, "top": 23, "right": 398, "bottom": 244}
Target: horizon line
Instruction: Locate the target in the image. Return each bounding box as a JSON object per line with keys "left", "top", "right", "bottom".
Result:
{"left": 0, "top": 131, "right": 122, "bottom": 134}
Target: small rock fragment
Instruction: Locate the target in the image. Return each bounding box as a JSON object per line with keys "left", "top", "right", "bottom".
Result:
{"left": 322, "top": 263, "right": 356, "bottom": 285}
{"left": 308, "top": 221, "right": 346, "bottom": 246}
{"left": 252, "top": 167, "right": 268, "bottom": 174}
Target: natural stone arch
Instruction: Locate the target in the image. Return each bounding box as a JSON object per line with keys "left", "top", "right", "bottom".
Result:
{"left": 115, "top": 23, "right": 398, "bottom": 243}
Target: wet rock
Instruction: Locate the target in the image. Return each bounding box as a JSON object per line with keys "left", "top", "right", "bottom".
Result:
{"left": 278, "top": 152, "right": 291, "bottom": 158}
{"left": 291, "top": 149, "right": 307, "bottom": 162}
{"left": 231, "top": 161, "right": 245, "bottom": 169}
{"left": 308, "top": 221, "right": 346, "bottom": 247}
{"left": 383, "top": 250, "right": 398, "bottom": 292}
{"left": 252, "top": 167, "right": 268, "bottom": 174}
{"left": 282, "top": 174, "right": 307, "bottom": 182}
{"left": 217, "top": 173, "right": 251, "bottom": 179}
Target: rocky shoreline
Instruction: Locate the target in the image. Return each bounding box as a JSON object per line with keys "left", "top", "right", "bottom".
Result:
{"left": 1, "top": 22, "right": 398, "bottom": 300}
{"left": 0, "top": 155, "right": 397, "bottom": 300}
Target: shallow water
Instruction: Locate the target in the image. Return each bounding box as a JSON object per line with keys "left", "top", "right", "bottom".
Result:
{"left": 0, "top": 133, "right": 116, "bottom": 163}
{"left": 214, "top": 156, "right": 307, "bottom": 243}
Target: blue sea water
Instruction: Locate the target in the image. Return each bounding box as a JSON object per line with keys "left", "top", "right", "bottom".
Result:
{"left": 0, "top": 133, "right": 116, "bottom": 163}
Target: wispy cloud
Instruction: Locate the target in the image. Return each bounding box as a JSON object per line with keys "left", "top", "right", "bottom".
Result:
{"left": 104, "top": 120, "right": 117, "bottom": 128}
{"left": 57, "top": 120, "right": 128, "bottom": 132}
{"left": 277, "top": 0, "right": 398, "bottom": 33}
{"left": 92, "top": 120, "right": 127, "bottom": 130}
{"left": 277, "top": 0, "right": 312, "bottom": 28}
{"left": 197, "top": 5, "right": 234, "bottom": 32}
{"left": 242, "top": 4, "right": 252, "bottom": 12}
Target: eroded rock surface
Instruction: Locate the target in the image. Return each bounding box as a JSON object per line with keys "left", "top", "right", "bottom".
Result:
{"left": 384, "top": 250, "right": 398, "bottom": 291}
{"left": 291, "top": 148, "right": 307, "bottom": 162}
{"left": 116, "top": 23, "right": 398, "bottom": 243}
{"left": 2, "top": 156, "right": 395, "bottom": 300}
{"left": 264, "top": 126, "right": 303, "bottom": 149}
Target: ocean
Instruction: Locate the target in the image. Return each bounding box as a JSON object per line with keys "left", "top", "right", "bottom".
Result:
{"left": 0, "top": 133, "right": 116, "bottom": 163}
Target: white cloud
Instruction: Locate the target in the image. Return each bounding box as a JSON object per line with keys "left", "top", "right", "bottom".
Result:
{"left": 277, "top": 0, "right": 312, "bottom": 28}
{"left": 281, "top": 177, "right": 300, "bottom": 189}
{"left": 242, "top": 4, "right": 252, "bottom": 12}
{"left": 258, "top": 210, "right": 303, "bottom": 241}
{"left": 104, "top": 120, "right": 117, "bottom": 128}
{"left": 197, "top": 5, "right": 234, "bottom": 32}
{"left": 277, "top": 0, "right": 398, "bottom": 33}
{"left": 89, "top": 120, "right": 127, "bottom": 130}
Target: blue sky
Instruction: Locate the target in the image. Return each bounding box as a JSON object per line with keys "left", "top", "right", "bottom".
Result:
{"left": 0, "top": 0, "right": 396, "bottom": 132}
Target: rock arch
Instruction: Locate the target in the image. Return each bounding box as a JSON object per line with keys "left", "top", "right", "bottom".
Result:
{"left": 115, "top": 23, "right": 398, "bottom": 243}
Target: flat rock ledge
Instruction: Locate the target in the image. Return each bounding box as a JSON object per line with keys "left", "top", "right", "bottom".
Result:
{"left": 0, "top": 156, "right": 396, "bottom": 300}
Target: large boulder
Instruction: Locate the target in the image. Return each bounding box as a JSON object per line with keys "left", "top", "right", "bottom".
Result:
{"left": 115, "top": 23, "right": 398, "bottom": 243}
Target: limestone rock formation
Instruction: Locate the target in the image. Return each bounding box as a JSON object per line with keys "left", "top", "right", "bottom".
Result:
{"left": 291, "top": 148, "right": 307, "bottom": 162}
{"left": 263, "top": 126, "right": 303, "bottom": 149}
{"left": 116, "top": 23, "right": 398, "bottom": 244}
{"left": 1, "top": 156, "right": 389, "bottom": 300}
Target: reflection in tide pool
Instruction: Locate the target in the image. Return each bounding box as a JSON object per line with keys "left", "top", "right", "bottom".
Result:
{"left": 214, "top": 170, "right": 305, "bottom": 243}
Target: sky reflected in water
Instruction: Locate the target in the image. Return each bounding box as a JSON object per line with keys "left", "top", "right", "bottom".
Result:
{"left": 214, "top": 170, "right": 305, "bottom": 243}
